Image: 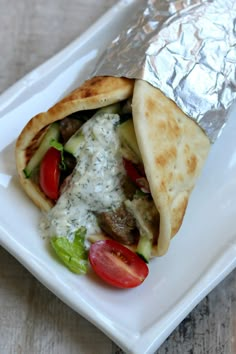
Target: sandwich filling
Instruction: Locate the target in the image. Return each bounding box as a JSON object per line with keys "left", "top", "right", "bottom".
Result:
{"left": 25, "top": 102, "right": 159, "bottom": 265}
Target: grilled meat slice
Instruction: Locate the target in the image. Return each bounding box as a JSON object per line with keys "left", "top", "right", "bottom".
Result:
{"left": 97, "top": 204, "right": 138, "bottom": 245}
{"left": 59, "top": 117, "right": 82, "bottom": 143}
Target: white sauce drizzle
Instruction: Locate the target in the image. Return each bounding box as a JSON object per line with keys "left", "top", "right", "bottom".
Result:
{"left": 40, "top": 113, "right": 126, "bottom": 242}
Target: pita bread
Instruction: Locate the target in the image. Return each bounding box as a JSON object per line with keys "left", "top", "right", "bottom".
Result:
{"left": 15, "top": 76, "right": 210, "bottom": 256}
{"left": 132, "top": 80, "right": 210, "bottom": 255}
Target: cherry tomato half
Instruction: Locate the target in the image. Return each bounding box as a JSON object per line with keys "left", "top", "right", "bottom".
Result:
{"left": 89, "top": 240, "right": 149, "bottom": 288}
{"left": 39, "top": 147, "right": 61, "bottom": 200}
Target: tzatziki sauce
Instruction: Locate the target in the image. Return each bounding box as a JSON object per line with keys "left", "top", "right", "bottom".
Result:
{"left": 40, "top": 113, "right": 126, "bottom": 243}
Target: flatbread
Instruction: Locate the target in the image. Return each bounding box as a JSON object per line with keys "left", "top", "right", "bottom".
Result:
{"left": 15, "top": 76, "right": 210, "bottom": 256}
{"left": 132, "top": 80, "right": 210, "bottom": 255}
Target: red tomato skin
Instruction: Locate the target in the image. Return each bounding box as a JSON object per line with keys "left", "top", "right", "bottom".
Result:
{"left": 89, "top": 240, "right": 149, "bottom": 288}
{"left": 39, "top": 147, "right": 61, "bottom": 200}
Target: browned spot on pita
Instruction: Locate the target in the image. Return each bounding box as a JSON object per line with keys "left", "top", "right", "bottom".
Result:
{"left": 187, "top": 154, "right": 197, "bottom": 174}
{"left": 159, "top": 180, "right": 167, "bottom": 193}
{"left": 167, "top": 116, "right": 181, "bottom": 140}
{"left": 168, "top": 146, "right": 177, "bottom": 160}
{"left": 184, "top": 143, "right": 197, "bottom": 174}
{"left": 177, "top": 173, "right": 184, "bottom": 183}
{"left": 80, "top": 88, "right": 93, "bottom": 99}
{"left": 89, "top": 77, "right": 103, "bottom": 86}
{"left": 157, "top": 120, "right": 167, "bottom": 132}
{"left": 171, "top": 194, "right": 188, "bottom": 236}
{"left": 25, "top": 126, "right": 48, "bottom": 163}
{"left": 155, "top": 154, "right": 167, "bottom": 167}
{"left": 58, "top": 77, "right": 134, "bottom": 105}
{"left": 146, "top": 97, "right": 156, "bottom": 117}
{"left": 49, "top": 104, "right": 64, "bottom": 117}
{"left": 155, "top": 147, "right": 177, "bottom": 168}
{"left": 184, "top": 143, "right": 189, "bottom": 152}
{"left": 61, "top": 77, "right": 104, "bottom": 102}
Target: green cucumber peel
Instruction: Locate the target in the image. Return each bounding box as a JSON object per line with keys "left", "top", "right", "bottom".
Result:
{"left": 136, "top": 235, "right": 152, "bottom": 263}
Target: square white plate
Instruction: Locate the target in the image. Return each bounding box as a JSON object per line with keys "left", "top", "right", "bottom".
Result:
{"left": 0, "top": 1, "right": 236, "bottom": 353}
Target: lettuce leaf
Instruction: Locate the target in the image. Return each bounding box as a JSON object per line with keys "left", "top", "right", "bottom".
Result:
{"left": 51, "top": 227, "right": 88, "bottom": 274}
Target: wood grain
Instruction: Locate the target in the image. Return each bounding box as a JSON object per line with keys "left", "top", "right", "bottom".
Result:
{"left": 0, "top": 1, "right": 235, "bottom": 353}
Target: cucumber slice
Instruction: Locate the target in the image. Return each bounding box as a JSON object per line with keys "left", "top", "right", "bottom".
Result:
{"left": 23, "top": 123, "right": 60, "bottom": 178}
{"left": 93, "top": 102, "right": 121, "bottom": 117}
{"left": 64, "top": 131, "right": 85, "bottom": 156}
{"left": 118, "top": 119, "right": 141, "bottom": 161}
{"left": 136, "top": 235, "right": 152, "bottom": 263}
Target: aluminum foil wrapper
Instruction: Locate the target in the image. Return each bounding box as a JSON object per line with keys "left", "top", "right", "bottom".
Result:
{"left": 93, "top": 0, "right": 236, "bottom": 142}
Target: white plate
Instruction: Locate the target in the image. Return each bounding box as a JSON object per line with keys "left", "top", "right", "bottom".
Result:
{"left": 0, "top": 1, "right": 236, "bottom": 353}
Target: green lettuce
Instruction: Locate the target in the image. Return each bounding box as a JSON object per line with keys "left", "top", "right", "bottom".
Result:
{"left": 51, "top": 227, "right": 88, "bottom": 274}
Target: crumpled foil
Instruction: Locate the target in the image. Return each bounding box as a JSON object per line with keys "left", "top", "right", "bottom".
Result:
{"left": 93, "top": 0, "right": 236, "bottom": 142}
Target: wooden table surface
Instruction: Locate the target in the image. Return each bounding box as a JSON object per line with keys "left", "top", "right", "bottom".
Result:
{"left": 0, "top": 1, "right": 235, "bottom": 353}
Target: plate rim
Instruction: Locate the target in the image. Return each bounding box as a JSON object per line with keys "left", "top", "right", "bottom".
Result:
{"left": 0, "top": 0, "right": 236, "bottom": 353}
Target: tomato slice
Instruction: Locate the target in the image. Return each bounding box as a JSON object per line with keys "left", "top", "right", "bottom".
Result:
{"left": 89, "top": 240, "right": 149, "bottom": 288}
{"left": 39, "top": 147, "right": 61, "bottom": 200}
